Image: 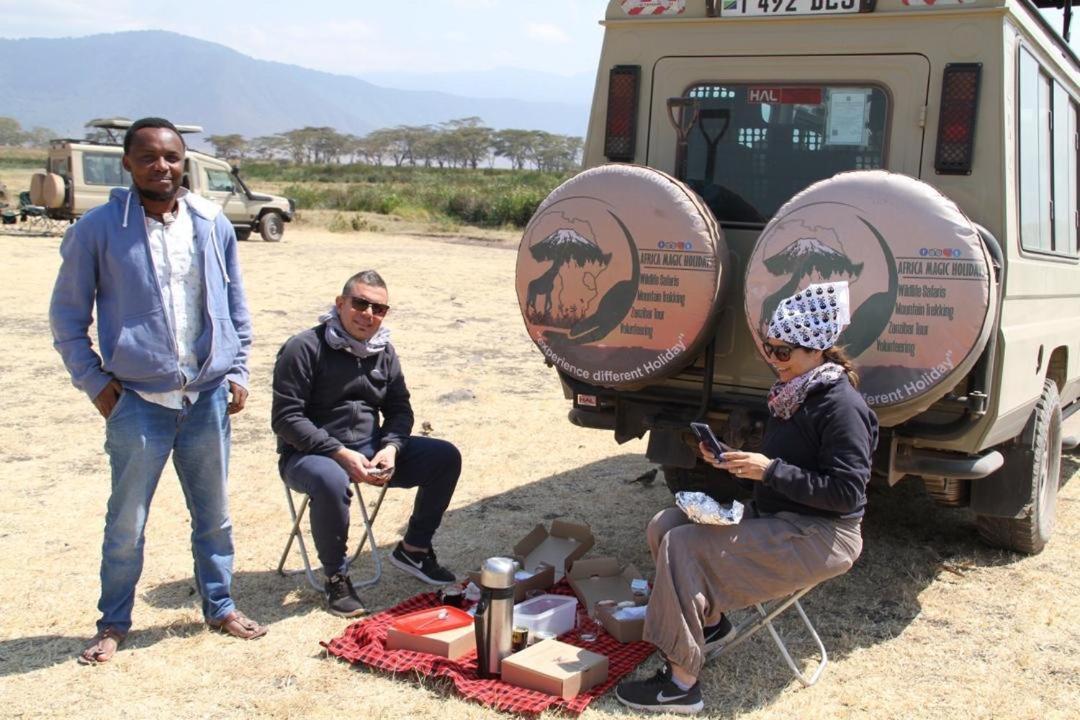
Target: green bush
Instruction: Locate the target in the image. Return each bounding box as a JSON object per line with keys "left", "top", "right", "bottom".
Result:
{"left": 255, "top": 163, "right": 571, "bottom": 228}
{"left": 282, "top": 183, "right": 326, "bottom": 210}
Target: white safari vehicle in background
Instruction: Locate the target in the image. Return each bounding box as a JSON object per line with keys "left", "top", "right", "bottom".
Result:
{"left": 30, "top": 118, "right": 295, "bottom": 242}
{"left": 514, "top": 0, "right": 1079, "bottom": 553}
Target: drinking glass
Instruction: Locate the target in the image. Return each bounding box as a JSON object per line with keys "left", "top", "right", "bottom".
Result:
{"left": 577, "top": 612, "right": 601, "bottom": 643}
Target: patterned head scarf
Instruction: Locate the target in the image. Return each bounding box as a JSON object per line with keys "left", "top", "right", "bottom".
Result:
{"left": 766, "top": 281, "right": 851, "bottom": 351}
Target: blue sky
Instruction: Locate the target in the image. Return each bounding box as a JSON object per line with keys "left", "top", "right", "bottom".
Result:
{"left": 0, "top": 0, "right": 608, "bottom": 77}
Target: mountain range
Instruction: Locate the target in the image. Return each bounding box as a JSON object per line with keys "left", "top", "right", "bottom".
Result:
{"left": 0, "top": 31, "right": 591, "bottom": 141}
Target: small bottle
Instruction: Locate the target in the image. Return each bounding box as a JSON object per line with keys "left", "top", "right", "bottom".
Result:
{"left": 511, "top": 626, "right": 529, "bottom": 652}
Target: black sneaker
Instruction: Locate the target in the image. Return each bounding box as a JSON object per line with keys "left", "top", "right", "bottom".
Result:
{"left": 615, "top": 666, "right": 704, "bottom": 715}
{"left": 703, "top": 613, "right": 736, "bottom": 657}
{"left": 390, "top": 542, "right": 456, "bottom": 585}
{"left": 325, "top": 574, "right": 367, "bottom": 618}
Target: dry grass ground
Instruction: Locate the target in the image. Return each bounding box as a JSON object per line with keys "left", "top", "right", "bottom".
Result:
{"left": 0, "top": 225, "right": 1077, "bottom": 720}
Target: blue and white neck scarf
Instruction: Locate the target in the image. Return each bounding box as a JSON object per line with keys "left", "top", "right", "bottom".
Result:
{"left": 318, "top": 307, "right": 390, "bottom": 358}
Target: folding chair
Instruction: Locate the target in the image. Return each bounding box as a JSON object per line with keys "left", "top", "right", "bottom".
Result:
{"left": 277, "top": 481, "right": 388, "bottom": 592}
{"left": 708, "top": 585, "right": 828, "bottom": 687}
{"left": 17, "top": 191, "right": 65, "bottom": 235}
{"left": 18, "top": 191, "right": 49, "bottom": 230}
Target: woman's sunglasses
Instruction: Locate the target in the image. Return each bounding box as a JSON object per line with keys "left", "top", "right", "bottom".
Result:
{"left": 761, "top": 342, "right": 800, "bottom": 362}
{"left": 347, "top": 296, "right": 390, "bottom": 317}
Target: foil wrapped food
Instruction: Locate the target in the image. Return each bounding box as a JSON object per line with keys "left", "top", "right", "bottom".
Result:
{"left": 675, "top": 492, "right": 744, "bottom": 526}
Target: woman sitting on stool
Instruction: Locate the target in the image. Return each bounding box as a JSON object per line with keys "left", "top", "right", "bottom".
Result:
{"left": 616, "top": 281, "right": 878, "bottom": 715}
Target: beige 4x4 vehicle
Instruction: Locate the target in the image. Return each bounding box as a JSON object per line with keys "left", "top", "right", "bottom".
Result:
{"left": 30, "top": 118, "right": 294, "bottom": 241}
{"left": 515, "top": 0, "right": 1079, "bottom": 554}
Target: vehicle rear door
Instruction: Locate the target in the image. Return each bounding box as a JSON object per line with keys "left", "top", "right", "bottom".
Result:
{"left": 648, "top": 54, "right": 931, "bottom": 390}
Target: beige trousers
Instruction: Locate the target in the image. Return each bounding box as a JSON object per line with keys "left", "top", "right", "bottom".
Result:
{"left": 642, "top": 506, "right": 862, "bottom": 676}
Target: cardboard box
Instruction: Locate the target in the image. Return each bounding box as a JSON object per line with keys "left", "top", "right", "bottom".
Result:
{"left": 596, "top": 602, "right": 646, "bottom": 643}
{"left": 514, "top": 520, "right": 594, "bottom": 581}
{"left": 468, "top": 520, "right": 594, "bottom": 602}
{"left": 500, "top": 638, "right": 608, "bottom": 700}
{"left": 385, "top": 622, "right": 476, "bottom": 660}
{"left": 567, "top": 558, "right": 649, "bottom": 642}
{"left": 566, "top": 557, "right": 644, "bottom": 615}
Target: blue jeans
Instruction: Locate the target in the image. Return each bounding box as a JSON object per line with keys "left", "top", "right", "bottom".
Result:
{"left": 280, "top": 436, "right": 461, "bottom": 578}
{"left": 99, "top": 384, "right": 236, "bottom": 633}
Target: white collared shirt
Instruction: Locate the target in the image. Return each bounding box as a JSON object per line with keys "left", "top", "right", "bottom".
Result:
{"left": 135, "top": 194, "right": 205, "bottom": 410}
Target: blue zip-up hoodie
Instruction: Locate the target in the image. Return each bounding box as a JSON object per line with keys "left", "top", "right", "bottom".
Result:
{"left": 49, "top": 187, "right": 252, "bottom": 401}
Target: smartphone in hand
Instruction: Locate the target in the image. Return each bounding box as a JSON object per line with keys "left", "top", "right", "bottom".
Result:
{"left": 690, "top": 422, "right": 734, "bottom": 458}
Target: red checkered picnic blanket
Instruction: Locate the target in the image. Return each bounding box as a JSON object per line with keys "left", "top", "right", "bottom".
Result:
{"left": 322, "top": 581, "right": 656, "bottom": 716}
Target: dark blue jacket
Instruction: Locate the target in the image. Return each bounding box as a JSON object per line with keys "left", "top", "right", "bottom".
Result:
{"left": 271, "top": 325, "right": 413, "bottom": 458}
{"left": 757, "top": 378, "right": 878, "bottom": 519}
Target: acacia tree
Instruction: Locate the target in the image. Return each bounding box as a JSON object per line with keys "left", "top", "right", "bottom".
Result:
{"left": 249, "top": 135, "right": 288, "bottom": 161}
{"left": 529, "top": 132, "right": 584, "bottom": 172}
{"left": 0, "top": 117, "right": 25, "bottom": 146}
{"left": 207, "top": 133, "right": 247, "bottom": 160}
{"left": 443, "top": 117, "right": 493, "bottom": 170}
{"left": 353, "top": 133, "right": 388, "bottom": 166}
{"left": 408, "top": 126, "right": 442, "bottom": 167}
{"left": 493, "top": 129, "right": 540, "bottom": 170}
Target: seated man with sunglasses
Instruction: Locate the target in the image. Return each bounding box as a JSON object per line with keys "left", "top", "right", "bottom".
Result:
{"left": 272, "top": 270, "right": 461, "bottom": 617}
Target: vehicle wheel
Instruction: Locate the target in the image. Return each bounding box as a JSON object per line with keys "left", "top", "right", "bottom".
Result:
{"left": 259, "top": 212, "right": 284, "bottom": 242}
{"left": 663, "top": 462, "right": 746, "bottom": 504}
{"left": 976, "top": 379, "right": 1061, "bottom": 554}
{"left": 235, "top": 228, "right": 252, "bottom": 242}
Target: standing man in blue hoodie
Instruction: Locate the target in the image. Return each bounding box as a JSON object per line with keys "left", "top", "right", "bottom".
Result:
{"left": 49, "top": 117, "right": 266, "bottom": 665}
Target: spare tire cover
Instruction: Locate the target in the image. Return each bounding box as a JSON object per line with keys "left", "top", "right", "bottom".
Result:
{"left": 41, "top": 172, "right": 64, "bottom": 209}
{"left": 516, "top": 164, "right": 727, "bottom": 388}
{"left": 29, "top": 173, "right": 46, "bottom": 206}
{"left": 744, "top": 170, "right": 997, "bottom": 426}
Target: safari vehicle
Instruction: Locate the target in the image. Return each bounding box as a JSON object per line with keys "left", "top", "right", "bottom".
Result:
{"left": 515, "top": 0, "right": 1080, "bottom": 554}
{"left": 29, "top": 118, "right": 295, "bottom": 241}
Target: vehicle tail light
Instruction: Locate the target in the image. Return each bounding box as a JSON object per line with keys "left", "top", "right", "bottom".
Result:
{"left": 935, "top": 63, "right": 981, "bottom": 175}
{"left": 605, "top": 65, "right": 641, "bottom": 162}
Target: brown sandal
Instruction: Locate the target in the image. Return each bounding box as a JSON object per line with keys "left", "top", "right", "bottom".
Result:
{"left": 207, "top": 610, "right": 267, "bottom": 640}
{"left": 78, "top": 627, "right": 126, "bottom": 665}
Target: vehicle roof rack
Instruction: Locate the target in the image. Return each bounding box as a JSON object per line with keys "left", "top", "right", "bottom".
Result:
{"left": 1028, "top": 0, "right": 1078, "bottom": 42}
{"left": 85, "top": 118, "right": 204, "bottom": 134}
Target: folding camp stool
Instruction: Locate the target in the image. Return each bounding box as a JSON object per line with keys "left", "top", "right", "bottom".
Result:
{"left": 708, "top": 585, "right": 828, "bottom": 687}
{"left": 277, "top": 481, "right": 388, "bottom": 592}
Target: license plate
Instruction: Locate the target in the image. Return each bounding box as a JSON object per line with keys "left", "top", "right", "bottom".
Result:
{"left": 720, "top": 0, "right": 870, "bottom": 17}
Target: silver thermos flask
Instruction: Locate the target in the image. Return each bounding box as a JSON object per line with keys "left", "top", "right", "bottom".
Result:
{"left": 474, "top": 556, "right": 517, "bottom": 678}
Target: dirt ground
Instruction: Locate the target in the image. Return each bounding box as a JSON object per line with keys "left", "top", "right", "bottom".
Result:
{"left": 0, "top": 224, "right": 1077, "bottom": 720}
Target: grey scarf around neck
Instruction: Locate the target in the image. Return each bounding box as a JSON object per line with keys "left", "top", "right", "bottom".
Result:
{"left": 318, "top": 307, "right": 390, "bottom": 358}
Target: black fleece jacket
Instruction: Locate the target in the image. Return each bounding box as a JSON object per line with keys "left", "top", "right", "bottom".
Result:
{"left": 271, "top": 325, "right": 413, "bottom": 457}
{"left": 755, "top": 378, "right": 878, "bottom": 519}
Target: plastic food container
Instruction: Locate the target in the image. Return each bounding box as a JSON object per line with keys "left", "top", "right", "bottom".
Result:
{"left": 512, "top": 594, "right": 578, "bottom": 637}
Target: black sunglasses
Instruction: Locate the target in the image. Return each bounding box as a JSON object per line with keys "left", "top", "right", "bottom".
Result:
{"left": 762, "top": 342, "right": 801, "bottom": 362}
{"left": 347, "top": 296, "right": 390, "bottom": 317}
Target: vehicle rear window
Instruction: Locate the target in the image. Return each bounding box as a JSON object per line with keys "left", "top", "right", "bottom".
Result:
{"left": 82, "top": 152, "right": 130, "bottom": 187}
{"left": 679, "top": 84, "right": 888, "bottom": 225}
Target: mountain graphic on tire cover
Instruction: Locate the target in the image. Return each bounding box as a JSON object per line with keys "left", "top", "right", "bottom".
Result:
{"left": 546, "top": 211, "right": 641, "bottom": 346}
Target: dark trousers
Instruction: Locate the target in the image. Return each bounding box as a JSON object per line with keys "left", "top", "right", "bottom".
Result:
{"left": 280, "top": 436, "right": 461, "bottom": 578}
